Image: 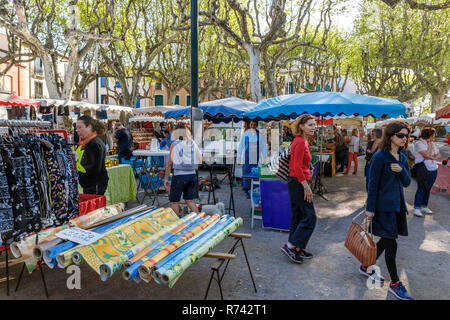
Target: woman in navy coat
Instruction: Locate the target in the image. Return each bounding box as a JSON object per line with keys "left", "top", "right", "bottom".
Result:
{"left": 363, "top": 120, "right": 414, "bottom": 300}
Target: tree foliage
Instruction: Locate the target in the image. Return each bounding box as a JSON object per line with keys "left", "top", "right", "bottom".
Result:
{"left": 0, "top": 0, "right": 118, "bottom": 99}
{"left": 350, "top": 0, "right": 449, "bottom": 110}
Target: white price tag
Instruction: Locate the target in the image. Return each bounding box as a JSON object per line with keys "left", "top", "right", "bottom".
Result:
{"left": 56, "top": 227, "right": 104, "bottom": 246}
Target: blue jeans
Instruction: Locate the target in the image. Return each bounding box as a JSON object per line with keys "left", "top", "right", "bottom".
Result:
{"left": 286, "top": 177, "right": 317, "bottom": 249}
{"left": 414, "top": 169, "right": 438, "bottom": 209}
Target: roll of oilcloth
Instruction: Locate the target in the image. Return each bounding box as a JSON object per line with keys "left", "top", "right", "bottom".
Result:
{"left": 138, "top": 214, "right": 221, "bottom": 282}
{"left": 149, "top": 215, "right": 226, "bottom": 281}
{"left": 165, "top": 217, "right": 242, "bottom": 287}
{"left": 122, "top": 214, "right": 208, "bottom": 282}
{"left": 99, "top": 212, "right": 199, "bottom": 281}
{"left": 46, "top": 206, "right": 157, "bottom": 268}
{"left": 34, "top": 238, "right": 64, "bottom": 259}
{"left": 152, "top": 215, "right": 234, "bottom": 281}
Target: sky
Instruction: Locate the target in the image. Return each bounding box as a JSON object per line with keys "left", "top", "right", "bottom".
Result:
{"left": 330, "top": 0, "right": 363, "bottom": 33}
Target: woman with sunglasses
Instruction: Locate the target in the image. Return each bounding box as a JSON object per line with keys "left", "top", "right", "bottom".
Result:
{"left": 412, "top": 127, "right": 441, "bottom": 217}
{"left": 364, "top": 121, "right": 413, "bottom": 300}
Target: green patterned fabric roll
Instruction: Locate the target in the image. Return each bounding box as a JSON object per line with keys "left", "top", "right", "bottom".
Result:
{"left": 164, "top": 217, "right": 243, "bottom": 288}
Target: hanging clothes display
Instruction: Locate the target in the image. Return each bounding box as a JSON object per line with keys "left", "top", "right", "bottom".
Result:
{"left": 0, "top": 136, "right": 42, "bottom": 243}
{"left": 0, "top": 130, "right": 79, "bottom": 245}
{"left": 0, "top": 151, "right": 14, "bottom": 236}
{"left": 41, "top": 133, "right": 79, "bottom": 226}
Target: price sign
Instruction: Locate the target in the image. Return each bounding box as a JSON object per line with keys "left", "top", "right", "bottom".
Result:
{"left": 56, "top": 227, "right": 104, "bottom": 245}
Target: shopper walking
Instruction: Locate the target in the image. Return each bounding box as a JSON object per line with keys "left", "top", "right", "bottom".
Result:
{"left": 281, "top": 114, "right": 317, "bottom": 264}
{"left": 345, "top": 128, "right": 360, "bottom": 174}
{"left": 412, "top": 127, "right": 441, "bottom": 217}
{"left": 164, "top": 123, "right": 202, "bottom": 216}
{"left": 365, "top": 128, "right": 382, "bottom": 191}
{"left": 364, "top": 120, "right": 413, "bottom": 300}
{"left": 113, "top": 122, "right": 134, "bottom": 163}
{"left": 75, "top": 115, "right": 109, "bottom": 195}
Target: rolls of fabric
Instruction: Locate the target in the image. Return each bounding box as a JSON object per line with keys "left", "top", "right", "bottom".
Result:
{"left": 121, "top": 213, "right": 209, "bottom": 282}
{"left": 57, "top": 207, "right": 167, "bottom": 269}
{"left": 70, "top": 208, "right": 179, "bottom": 274}
{"left": 163, "top": 217, "right": 242, "bottom": 287}
{"left": 152, "top": 215, "right": 234, "bottom": 282}
{"left": 10, "top": 203, "right": 125, "bottom": 273}
{"left": 43, "top": 206, "right": 156, "bottom": 269}
{"left": 137, "top": 214, "right": 221, "bottom": 282}
{"left": 10, "top": 204, "right": 125, "bottom": 259}
{"left": 99, "top": 212, "right": 199, "bottom": 281}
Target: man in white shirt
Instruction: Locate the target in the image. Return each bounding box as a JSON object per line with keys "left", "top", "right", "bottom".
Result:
{"left": 164, "top": 123, "right": 203, "bottom": 216}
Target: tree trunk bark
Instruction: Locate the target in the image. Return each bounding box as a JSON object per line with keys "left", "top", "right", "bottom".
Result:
{"left": 166, "top": 90, "right": 177, "bottom": 105}
{"left": 246, "top": 44, "right": 262, "bottom": 103}
{"left": 431, "top": 88, "right": 446, "bottom": 113}
{"left": 41, "top": 53, "right": 63, "bottom": 99}
{"left": 264, "top": 66, "right": 277, "bottom": 98}
{"left": 62, "top": 57, "right": 79, "bottom": 100}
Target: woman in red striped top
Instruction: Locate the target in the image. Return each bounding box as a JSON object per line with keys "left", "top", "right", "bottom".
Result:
{"left": 281, "top": 114, "right": 317, "bottom": 264}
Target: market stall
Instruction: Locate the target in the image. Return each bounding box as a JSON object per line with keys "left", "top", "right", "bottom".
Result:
{"left": 436, "top": 104, "right": 450, "bottom": 120}
{"left": 0, "top": 94, "right": 41, "bottom": 122}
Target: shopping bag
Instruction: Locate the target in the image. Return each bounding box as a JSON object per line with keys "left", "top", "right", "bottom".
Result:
{"left": 344, "top": 211, "right": 377, "bottom": 267}
{"left": 267, "top": 147, "right": 290, "bottom": 182}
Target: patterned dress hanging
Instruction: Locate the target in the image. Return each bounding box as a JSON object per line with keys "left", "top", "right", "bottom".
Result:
{"left": 0, "top": 144, "right": 14, "bottom": 240}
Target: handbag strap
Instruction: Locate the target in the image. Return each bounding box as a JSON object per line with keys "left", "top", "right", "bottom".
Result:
{"left": 352, "top": 207, "right": 374, "bottom": 241}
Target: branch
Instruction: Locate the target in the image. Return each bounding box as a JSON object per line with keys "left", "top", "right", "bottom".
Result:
{"left": 382, "top": 0, "right": 450, "bottom": 10}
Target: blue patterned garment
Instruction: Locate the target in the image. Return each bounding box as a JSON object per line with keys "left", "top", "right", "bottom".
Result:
{"left": 0, "top": 150, "right": 14, "bottom": 239}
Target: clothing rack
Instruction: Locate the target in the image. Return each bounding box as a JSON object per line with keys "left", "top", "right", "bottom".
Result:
{"left": 0, "top": 121, "right": 61, "bottom": 297}
{"left": 0, "top": 120, "right": 52, "bottom": 128}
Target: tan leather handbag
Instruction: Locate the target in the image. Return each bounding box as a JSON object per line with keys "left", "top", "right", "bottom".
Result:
{"left": 345, "top": 210, "right": 377, "bottom": 267}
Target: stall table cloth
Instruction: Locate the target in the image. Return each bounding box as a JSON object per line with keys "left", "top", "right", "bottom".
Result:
{"left": 78, "top": 164, "right": 137, "bottom": 205}
{"left": 431, "top": 163, "right": 450, "bottom": 194}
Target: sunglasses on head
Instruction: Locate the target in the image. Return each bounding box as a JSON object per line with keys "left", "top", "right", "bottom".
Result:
{"left": 395, "top": 133, "right": 408, "bottom": 139}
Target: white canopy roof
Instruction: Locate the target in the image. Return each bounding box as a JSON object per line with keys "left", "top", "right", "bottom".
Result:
{"left": 132, "top": 106, "right": 181, "bottom": 115}
{"left": 375, "top": 113, "right": 449, "bottom": 128}
{"left": 36, "top": 99, "right": 133, "bottom": 114}
{"left": 129, "top": 116, "right": 177, "bottom": 123}
{"left": 97, "top": 104, "right": 133, "bottom": 114}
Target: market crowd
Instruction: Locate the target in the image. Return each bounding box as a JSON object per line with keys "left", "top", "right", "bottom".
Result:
{"left": 71, "top": 113, "right": 448, "bottom": 301}
{"left": 278, "top": 115, "right": 446, "bottom": 301}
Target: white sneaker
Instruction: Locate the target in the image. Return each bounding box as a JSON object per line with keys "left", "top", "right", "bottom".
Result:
{"left": 421, "top": 207, "right": 433, "bottom": 214}
{"left": 414, "top": 209, "right": 424, "bottom": 217}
